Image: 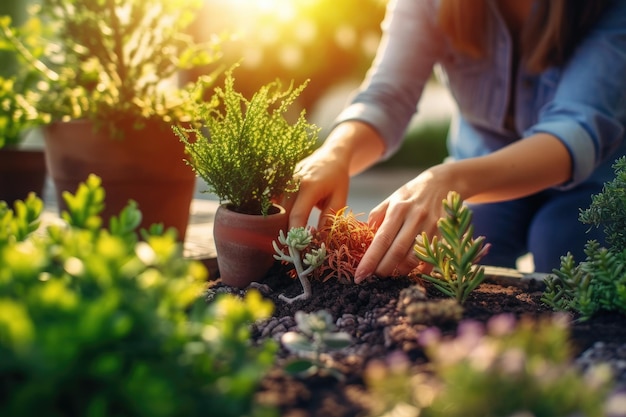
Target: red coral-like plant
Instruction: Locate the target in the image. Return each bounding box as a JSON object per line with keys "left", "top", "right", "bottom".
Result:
{"left": 312, "top": 207, "right": 375, "bottom": 284}
{"left": 277, "top": 207, "right": 417, "bottom": 285}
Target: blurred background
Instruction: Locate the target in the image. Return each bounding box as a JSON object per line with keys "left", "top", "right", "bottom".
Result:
{"left": 186, "top": 0, "right": 455, "bottom": 169}
{"left": 2, "top": 0, "right": 455, "bottom": 169}
{"left": 2, "top": 0, "right": 535, "bottom": 271}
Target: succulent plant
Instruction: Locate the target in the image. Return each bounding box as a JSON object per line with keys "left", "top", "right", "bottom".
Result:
{"left": 273, "top": 226, "right": 326, "bottom": 303}
{"left": 280, "top": 310, "right": 352, "bottom": 380}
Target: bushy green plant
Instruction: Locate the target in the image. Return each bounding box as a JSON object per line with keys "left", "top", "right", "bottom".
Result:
{"left": 414, "top": 191, "right": 490, "bottom": 304}
{"left": 365, "top": 315, "right": 614, "bottom": 417}
{"left": 281, "top": 310, "right": 352, "bottom": 380}
{"left": 173, "top": 67, "right": 319, "bottom": 215}
{"left": 579, "top": 156, "right": 626, "bottom": 249}
{"left": 543, "top": 157, "right": 626, "bottom": 320}
{"left": 0, "top": 174, "right": 278, "bottom": 417}
{"left": 0, "top": 72, "right": 40, "bottom": 147}
{"left": 0, "top": 16, "right": 42, "bottom": 147}
{"left": 0, "top": 0, "right": 222, "bottom": 138}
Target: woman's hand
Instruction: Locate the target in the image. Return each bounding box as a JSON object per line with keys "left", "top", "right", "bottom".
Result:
{"left": 353, "top": 132, "right": 572, "bottom": 283}
{"left": 286, "top": 148, "right": 351, "bottom": 229}
{"left": 354, "top": 166, "right": 453, "bottom": 283}
{"left": 286, "top": 121, "right": 387, "bottom": 229}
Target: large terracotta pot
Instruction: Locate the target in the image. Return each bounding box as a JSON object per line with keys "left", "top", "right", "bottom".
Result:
{"left": 0, "top": 146, "right": 47, "bottom": 207}
{"left": 43, "top": 120, "right": 195, "bottom": 240}
{"left": 213, "top": 203, "right": 288, "bottom": 288}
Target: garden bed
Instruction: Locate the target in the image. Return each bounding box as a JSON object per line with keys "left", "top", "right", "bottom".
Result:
{"left": 209, "top": 265, "right": 626, "bottom": 417}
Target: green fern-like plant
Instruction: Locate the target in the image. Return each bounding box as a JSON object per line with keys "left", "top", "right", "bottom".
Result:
{"left": 579, "top": 156, "right": 626, "bottom": 249}
{"left": 174, "top": 66, "right": 319, "bottom": 216}
{"left": 542, "top": 242, "right": 626, "bottom": 320}
{"left": 414, "top": 191, "right": 490, "bottom": 304}
{"left": 543, "top": 156, "right": 626, "bottom": 320}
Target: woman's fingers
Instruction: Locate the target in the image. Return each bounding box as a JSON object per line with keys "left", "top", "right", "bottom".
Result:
{"left": 355, "top": 209, "right": 425, "bottom": 282}
{"left": 316, "top": 180, "right": 350, "bottom": 229}
{"left": 288, "top": 172, "right": 350, "bottom": 229}
{"left": 354, "top": 171, "right": 447, "bottom": 283}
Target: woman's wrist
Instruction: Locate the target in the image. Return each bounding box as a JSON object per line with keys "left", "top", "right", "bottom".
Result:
{"left": 324, "top": 121, "right": 386, "bottom": 175}
{"left": 435, "top": 132, "right": 572, "bottom": 204}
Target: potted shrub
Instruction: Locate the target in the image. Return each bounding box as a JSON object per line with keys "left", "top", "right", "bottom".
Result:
{"left": 0, "top": 16, "right": 46, "bottom": 206}
{"left": 173, "top": 67, "right": 319, "bottom": 287}
{"left": 0, "top": 0, "right": 223, "bottom": 240}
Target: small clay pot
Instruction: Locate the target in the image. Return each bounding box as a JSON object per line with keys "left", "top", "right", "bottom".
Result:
{"left": 213, "top": 203, "right": 288, "bottom": 288}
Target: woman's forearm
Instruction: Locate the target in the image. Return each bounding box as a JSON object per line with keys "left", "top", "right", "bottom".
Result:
{"left": 441, "top": 132, "right": 573, "bottom": 203}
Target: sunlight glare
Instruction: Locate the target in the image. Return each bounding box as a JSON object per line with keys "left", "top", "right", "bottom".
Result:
{"left": 226, "top": 0, "right": 300, "bottom": 21}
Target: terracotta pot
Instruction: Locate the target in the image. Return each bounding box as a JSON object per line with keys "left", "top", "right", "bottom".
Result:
{"left": 213, "top": 203, "right": 288, "bottom": 288}
{"left": 0, "top": 146, "right": 47, "bottom": 207}
{"left": 43, "top": 120, "right": 195, "bottom": 240}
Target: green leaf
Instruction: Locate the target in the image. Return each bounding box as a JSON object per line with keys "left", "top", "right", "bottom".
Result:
{"left": 320, "top": 332, "right": 352, "bottom": 350}
{"left": 109, "top": 200, "right": 142, "bottom": 239}
{"left": 281, "top": 331, "right": 315, "bottom": 354}
{"left": 283, "top": 359, "right": 316, "bottom": 376}
{"left": 61, "top": 174, "right": 104, "bottom": 230}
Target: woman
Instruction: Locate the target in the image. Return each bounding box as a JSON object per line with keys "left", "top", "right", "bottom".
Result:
{"left": 287, "top": 0, "right": 626, "bottom": 280}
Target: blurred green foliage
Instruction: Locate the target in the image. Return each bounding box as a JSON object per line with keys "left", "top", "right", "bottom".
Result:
{"left": 0, "top": 0, "right": 222, "bottom": 138}
{"left": 0, "top": 174, "right": 278, "bottom": 417}
{"left": 0, "top": 1, "right": 43, "bottom": 146}
{"left": 0, "top": 0, "right": 27, "bottom": 78}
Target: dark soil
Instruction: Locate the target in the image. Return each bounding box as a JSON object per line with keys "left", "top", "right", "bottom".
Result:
{"left": 208, "top": 263, "right": 626, "bottom": 417}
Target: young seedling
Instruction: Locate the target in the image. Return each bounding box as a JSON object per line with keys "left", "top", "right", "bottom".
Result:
{"left": 281, "top": 310, "right": 352, "bottom": 380}
{"left": 414, "top": 191, "right": 490, "bottom": 304}
{"left": 273, "top": 226, "right": 326, "bottom": 303}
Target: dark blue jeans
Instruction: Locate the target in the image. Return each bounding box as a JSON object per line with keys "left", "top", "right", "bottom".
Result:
{"left": 467, "top": 183, "right": 607, "bottom": 273}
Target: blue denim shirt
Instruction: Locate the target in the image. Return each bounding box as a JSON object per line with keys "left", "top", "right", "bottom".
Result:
{"left": 335, "top": 0, "right": 626, "bottom": 189}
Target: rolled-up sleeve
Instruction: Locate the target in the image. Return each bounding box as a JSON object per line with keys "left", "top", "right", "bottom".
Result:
{"left": 333, "top": 0, "right": 444, "bottom": 159}
{"left": 524, "top": 5, "right": 626, "bottom": 189}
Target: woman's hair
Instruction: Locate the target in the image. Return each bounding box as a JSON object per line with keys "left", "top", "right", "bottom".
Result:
{"left": 437, "top": 0, "right": 612, "bottom": 73}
